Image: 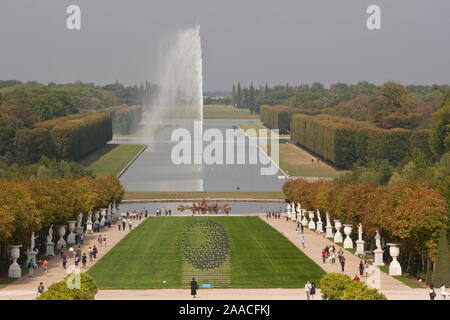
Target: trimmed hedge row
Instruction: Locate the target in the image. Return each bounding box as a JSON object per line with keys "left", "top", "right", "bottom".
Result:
{"left": 15, "top": 112, "right": 112, "bottom": 163}
{"left": 260, "top": 105, "right": 320, "bottom": 133}
{"left": 105, "top": 105, "right": 143, "bottom": 135}
{"left": 290, "top": 113, "right": 430, "bottom": 168}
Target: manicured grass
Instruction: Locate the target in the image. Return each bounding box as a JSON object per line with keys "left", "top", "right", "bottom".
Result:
{"left": 379, "top": 266, "right": 423, "bottom": 288}
{"left": 79, "top": 144, "right": 146, "bottom": 177}
{"left": 204, "top": 105, "right": 259, "bottom": 119}
{"left": 123, "top": 191, "right": 285, "bottom": 200}
{"left": 88, "top": 217, "right": 324, "bottom": 289}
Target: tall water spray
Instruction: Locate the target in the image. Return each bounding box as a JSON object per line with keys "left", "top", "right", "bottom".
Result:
{"left": 144, "top": 25, "right": 203, "bottom": 140}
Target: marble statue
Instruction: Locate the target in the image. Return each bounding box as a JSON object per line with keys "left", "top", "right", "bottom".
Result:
{"left": 358, "top": 223, "right": 363, "bottom": 241}
{"left": 30, "top": 232, "right": 38, "bottom": 251}
{"left": 316, "top": 209, "right": 322, "bottom": 222}
{"left": 77, "top": 213, "right": 83, "bottom": 228}
{"left": 375, "top": 230, "right": 382, "bottom": 250}
{"left": 46, "top": 225, "right": 54, "bottom": 244}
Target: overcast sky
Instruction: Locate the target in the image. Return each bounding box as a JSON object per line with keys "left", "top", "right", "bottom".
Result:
{"left": 0, "top": 0, "right": 449, "bottom": 91}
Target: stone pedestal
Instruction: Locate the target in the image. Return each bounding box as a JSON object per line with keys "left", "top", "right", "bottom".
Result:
{"left": 373, "top": 248, "right": 384, "bottom": 266}
{"left": 388, "top": 243, "right": 402, "bottom": 276}
{"left": 75, "top": 226, "right": 84, "bottom": 236}
{"left": 26, "top": 250, "right": 37, "bottom": 264}
{"left": 46, "top": 242, "right": 55, "bottom": 256}
{"left": 325, "top": 225, "right": 334, "bottom": 238}
{"left": 316, "top": 221, "right": 323, "bottom": 233}
{"left": 8, "top": 245, "right": 22, "bottom": 278}
{"left": 85, "top": 221, "right": 93, "bottom": 234}
{"left": 356, "top": 240, "right": 365, "bottom": 255}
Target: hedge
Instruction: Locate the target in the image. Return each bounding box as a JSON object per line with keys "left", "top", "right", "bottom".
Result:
{"left": 36, "top": 273, "right": 98, "bottom": 300}
{"left": 259, "top": 105, "right": 321, "bottom": 133}
{"left": 290, "top": 113, "right": 430, "bottom": 168}
{"left": 105, "top": 105, "right": 143, "bottom": 135}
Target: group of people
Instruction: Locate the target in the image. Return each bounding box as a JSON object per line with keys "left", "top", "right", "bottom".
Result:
{"left": 266, "top": 211, "right": 281, "bottom": 219}
{"left": 429, "top": 283, "right": 448, "bottom": 300}
{"left": 156, "top": 208, "right": 172, "bottom": 216}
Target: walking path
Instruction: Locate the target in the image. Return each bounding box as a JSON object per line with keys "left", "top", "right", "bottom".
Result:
{"left": 0, "top": 217, "right": 145, "bottom": 300}
{"left": 0, "top": 213, "right": 431, "bottom": 300}
{"left": 261, "top": 216, "right": 429, "bottom": 298}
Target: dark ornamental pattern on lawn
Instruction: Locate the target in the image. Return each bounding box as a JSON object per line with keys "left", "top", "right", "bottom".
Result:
{"left": 182, "top": 219, "right": 230, "bottom": 270}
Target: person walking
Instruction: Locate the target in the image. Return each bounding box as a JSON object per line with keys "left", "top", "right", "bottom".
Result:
{"left": 92, "top": 245, "right": 98, "bottom": 260}
{"left": 300, "top": 236, "right": 306, "bottom": 248}
{"left": 304, "top": 280, "right": 312, "bottom": 300}
{"left": 359, "top": 261, "right": 364, "bottom": 276}
{"left": 37, "top": 282, "right": 45, "bottom": 296}
{"left": 440, "top": 284, "right": 447, "bottom": 300}
{"left": 98, "top": 234, "right": 103, "bottom": 246}
{"left": 190, "top": 277, "right": 199, "bottom": 298}
{"left": 321, "top": 249, "right": 327, "bottom": 263}
{"left": 103, "top": 234, "right": 107, "bottom": 247}
{"left": 129, "top": 219, "right": 133, "bottom": 231}
{"left": 353, "top": 274, "right": 360, "bottom": 281}
{"left": 340, "top": 256, "right": 346, "bottom": 272}
{"left": 82, "top": 253, "right": 87, "bottom": 268}
{"left": 42, "top": 259, "right": 49, "bottom": 275}
{"left": 27, "top": 259, "right": 35, "bottom": 277}
{"left": 62, "top": 254, "right": 67, "bottom": 269}
{"left": 88, "top": 247, "right": 93, "bottom": 262}
{"left": 310, "top": 282, "right": 316, "bottom": 300}
{"left": 300, "top": 224, "right": 304, "bottom": 234}
{"left": 331, "top": 251, "right": 336, "bottom": 264}
{"left": 429, "top": 284, "right": 436, "bottom": 300}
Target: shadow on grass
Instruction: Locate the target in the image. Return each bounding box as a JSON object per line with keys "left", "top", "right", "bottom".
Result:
{"left": 79, "top": 144, "right": 119, "bottom": 167}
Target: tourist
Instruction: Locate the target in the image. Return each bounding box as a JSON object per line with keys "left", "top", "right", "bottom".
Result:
{"left": 169, "top": 209, "right": 172, "bottom": 216}
{"left": 300, "top": 224, "right": 304, "bottom": 234}
{"left": 359, "top": 261, "right": 365, "bottom": 276}
{"left": 364, "top": 261, "right": 369, "bottom": 277}
{"left": 353, "top": 274, "right": 360, "bottom": 281}
{"left": 88, "top": 247, "right": 93, "bottom": 262}
{"left": 103, "top": 234, "right": 108, "bottom": 246}
{"left": 191, "top": 277, "right": 199, "bottom": 298}
{"left": 145, "top": 208, "right": 148, "bottom": 218}
{"left": 304, "top": 280, "right": 312, "bottom": 300}
{"left": 42, "top": 259, "right": 49, "bottom": 275}
{"left": 118, "top": 223, "right": 121, "bottom": 231}
{"left": 92, "top": 245, "right": 98, "bottom": 260}
{"left": 80, "top": 234, "right": 84, "bottom": 245}
{"left": 122, "top": 218, "right": 126, "bottom": 231}
{"left": 340, "top": 256, "right": 346, "bottom": 272}
{"left": 338, "top": 248, "right": 344, "bottom": 258}
{"left": 310, "top": 282, "right": 316, "bottom": 300}
{"left": 331, "top": 251, "right": 336, "bottom": 264}
{"left": 27, "top": 259, "right": 36, "bottom": 277}
{"left": 82, "top": 253, "right": 87, "bottom": 268}
{"left": 37, "top": 282, "right": 45, "bottom": 296}
{"left": 321, "top": 249, "right": 326, "bottom": 263}
{"left": 74, "top": 255, "right": 80, "bottom": 267}
{"left": 98, "top": 234, "right": 103, "bottom": 246}
{"left": 300, "top": 236, "right": 306, "bottom": 248}
{"left": 440, "top": 284, "right": 447, "bottom": 300}
{"left": 62, "top": 254, "right": 67, "bottom": 269}
{"left": 129, "top": 219, "right": 133, "bottom": 231}
{"left": 429, "top": 284, "right": 436, "bottom": 300}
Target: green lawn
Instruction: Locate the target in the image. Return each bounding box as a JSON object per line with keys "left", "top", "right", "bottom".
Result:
{"left": 379, "top": 266, "right": 423, "bottom": 288}
{"left": 88, "top": 217, "right": 324, "bottom": 289}
{"left": 204, "top": 105, "right": 259, "bottom": 119}
{"left": 123, "top": 191, "right": 285, "bottom": 200}
{"left": 79, "top": 144, "right": 146, "bottom": 177}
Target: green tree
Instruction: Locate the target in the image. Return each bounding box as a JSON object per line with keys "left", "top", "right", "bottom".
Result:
{"left": 429, "top": 94, "right": 450, "bottom": 158}
{"left": 432, "top": 229, "right": 450, "bottom": 286}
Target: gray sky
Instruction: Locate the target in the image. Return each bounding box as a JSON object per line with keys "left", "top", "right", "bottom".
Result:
{"left": 1, "top": 0, "right": 449, "bottom": 91}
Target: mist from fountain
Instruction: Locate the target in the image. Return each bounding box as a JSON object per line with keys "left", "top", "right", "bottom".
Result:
{"left": 143, "top": 25, "right": 203, "bottom": 142}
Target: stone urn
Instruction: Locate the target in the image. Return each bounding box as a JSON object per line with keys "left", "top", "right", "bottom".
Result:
{"left": 301, "top": 211, "right": 308, "bottom": 226}
{"left": 56, "top": 225, "right": 67, "bottom": 250}
{"left": 100, "top": 208, "right": 107, "bottom": 227}
{"left": 387, "top": 243, "right": 402, "bottom": 276}
{"left": 94, "top": 211, "right": 100, "bottom": 224}
{"left": 8, "top": 245, "right": 22, "bottom": 278}
{"left": 333, "top": 220, "right": 343, "bottom": 243}
{"left": 308, "top": 211, "right": 316, "bottom": 230}
{"left": 66, "top": 221, "right": 76, "bottom": 245}
{"left": 343, "top": 224, "right": 353, "bottom": 249}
